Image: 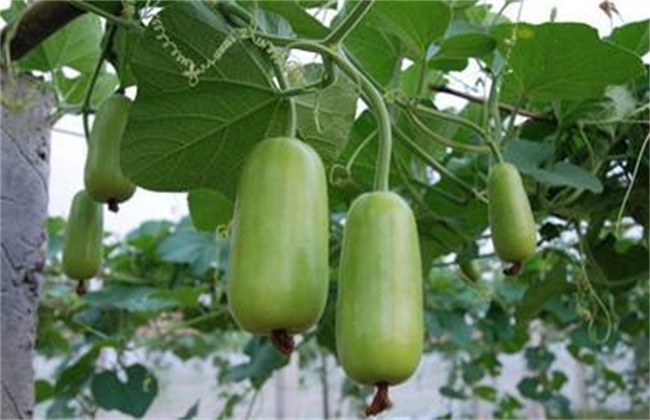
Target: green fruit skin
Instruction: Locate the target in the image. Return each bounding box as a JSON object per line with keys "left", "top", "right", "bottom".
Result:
{"left": 62, "top": 190, "right": 104, "bottom": 281}
{"left": 84, "top": 94, "right": 136, "bottom": 204}
{"left": 336, "top": 192, "right": 423, "bottom": 386}
{"left": 488, "top": 162, "right": 536, "bottom": 263}
{"left": 228, "top": 137, "right": 329, "bottom": 335}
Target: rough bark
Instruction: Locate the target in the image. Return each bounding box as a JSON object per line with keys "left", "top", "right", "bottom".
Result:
{"left": 1, "top": 72, "right": 53, "bottom": 419}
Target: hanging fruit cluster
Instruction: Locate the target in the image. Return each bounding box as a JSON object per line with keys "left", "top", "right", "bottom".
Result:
{"left": 61, "top": 91, "right": 137, "bottom": 293}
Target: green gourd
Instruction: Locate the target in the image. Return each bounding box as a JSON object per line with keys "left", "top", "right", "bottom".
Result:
{"left": 336, "top": 192, "right": 423, "bottom": 415}
{"left": 488, "top": 162, "right": 536, "bottom": 269}
{"left": 85, "top": 94, "right": 136, "bottom": 212}
{"left": 62, "top": 190, "right": 103, "bottom": 292}
{"left": 227, "top": 137, "right": 329, "bottom": 355}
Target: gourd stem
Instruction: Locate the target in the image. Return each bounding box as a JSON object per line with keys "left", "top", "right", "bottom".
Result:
{"left": 287, "top": 41, "right": 392, "bottom": 191}
{"left": 365, "top": 382, "right": 391, "bottom": 416}
{"left": 270, "top": 329, "right": 294, "bottom": 356}
{"left": 82, "top": 24, "right": 117, "bottom": 144}
{"left": 323, "top": 0, "right": 374, "bottom": 46}
{"left": 272, "top": 60, "right": 297, "bottom": 138}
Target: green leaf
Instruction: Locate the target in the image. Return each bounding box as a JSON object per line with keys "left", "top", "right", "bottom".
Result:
{"left": 431, "top": 32, "right": 496, "bottom": 62}
{"left": 0, "top": 0, "right": 26, "bottom": 22}
{"left": 126, "top": 220, "right": 174, "bottom": 251}
{"left": 492, "top": 23, "right": 644, "bottom": 101}
{"left": 157, "top": 228, "right": 216, "bottom": 275}
{"left": 46, "top": 217, "right": 66, "bottom": 260}
{"left": 179, "top": 399, "right": 200, "bottom": 420}
{"left": 517, "top": 376, "right": 552, "bottom": 402}
{"left": 315, "top": 283, "right": 338, "bottom": 355}
{"left": 516, "top": 262, "right": 570, "bottom": 323}
{"left": 343, "top": 19, "right": 402, "bottom": 87}
{"left": 19, "top": 14, "right": 103, "bottom": 73}
{"left": 524, "top": 346, "right": 555, "bottom": 371}
{"left": 35, "top": 379, "right": 55, "bottom": 403}
{"left": 400, "top": 62, "right": 446, "bottom": 98}
{"left": 474, "top": 385, "right": 497, "bottom": 402}
{"left": 586, "top": 234, "right": 649, "bottom": 288}
{"left": 504, "top": 140, "right": 603, "bottom": 193}
{"left": 440, "top": 385, "right": 467, "bottom": 400}
{"left": 54, "top": 346, "right": 101, "bottom": 396}
{"left": 549, "top": 371, "right": 568, "bottom": 391}
{"left": 602, "top": 367, "right": 626, "bottom": 390}
{"left": 84, "top": 285, "right": 200, "bottom": 312}
{"left": 366, "top": 0, "right": 452, "bottom": 58}
{"left": 91, "top": 364, "right": 158, "bottom": 418}
{"left": 256, "top": 1, "right": 328, "bottom": 38}
{"left": 122, "top": 2, "right": 290, "bottom": 196}
{"left": 187, "top": 189, "right": 233, "bottom": 232}
{"left": 223, "top": 337, "right": 289, "bottom": 388}
{"left": 53, "top": 68, "right": 119, "bottom": 110}
{"left": 607, "top": 19, "right": 650, "bottom": 56}
{"left": 294, "top": 65, "right": 359, "bottom": 161}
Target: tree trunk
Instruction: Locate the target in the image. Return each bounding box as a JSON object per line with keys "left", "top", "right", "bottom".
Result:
{"left": 1, "top": 72, "right": 53, "bottom": 419}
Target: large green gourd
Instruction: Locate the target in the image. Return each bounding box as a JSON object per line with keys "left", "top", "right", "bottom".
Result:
{"left": 336, "top": 191, "right": 423, "bottom": 412}
{"left": 84, "top": 94, "right": 136, "bottom": 212}
{"left": 487, "top": 162, "right": 536, "bottom": 265}
{"left": 227, "top": 137, "right": 328, "bottom": 354}
{"left": 62, "top": 190, "right": 103, "bottom": 282}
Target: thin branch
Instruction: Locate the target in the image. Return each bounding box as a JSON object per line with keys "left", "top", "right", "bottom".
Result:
{"left": 430, "top": 83, "right": 552, "bottom": 122}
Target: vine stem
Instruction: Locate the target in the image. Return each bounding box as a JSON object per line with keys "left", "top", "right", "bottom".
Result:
{"left": 615, "top": 132, "right": 649, "bottom": 235}
{"left": 287, "top": 41, "right": 392, "bottom": 191}
{"left": 396, "top": 99, "right": 490, "bottom": 143}
{"left": 272, "top": 60, "right": 297, "bottom": 138}
{"left": 323, "top": 0, "right": 374, "bottom": 45}
{"left": 82, "top": 24, "right": 117, "bottom": 144}
{"left": 67, "top": 0, "right": 141, "bottom": 31}
{"left": 395, "top": 125, "right": 488, "bottom": 204}
{"left": 405, "top": 110, "right": 491, "bottom": 154}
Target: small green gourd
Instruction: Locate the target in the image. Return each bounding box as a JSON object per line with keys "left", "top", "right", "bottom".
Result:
{"left": 84, "top": 94, "right": 136, "bottom": 212}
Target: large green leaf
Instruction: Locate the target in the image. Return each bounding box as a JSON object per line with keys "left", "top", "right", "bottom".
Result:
{"left": 587, "top": 235, "right": 649, "bottom": 288}
{"left": 122, "top": 2, "right": 291, "bottom": 196}
{"left": 515, "top": 262, "right": 570, "bottom": 324}
{"left": 19, "top": 14, "right": 103, "bottom": 73}
{"left": 91, "top": 364, "right": 158, "bottom": 418}
{"left": 187, "top": 188, "right": 233, "bottom": 232}
{"left": 344, "top": 21, "right": 402, "bottom": 87}
{"left": 222, "top": 337, "right": 289, "bottom": 389}
{"left": 366, "top": 0, "right": 451, "bottom": 58}
{"left": 430, "top": 32, "right": 496, "bottom": 64}
{"left": 342, "top": 0, "right": 451, "bottom": 85}
{"left": 157, "top": 228, "right": 216, "bottom": 275}
{"left": 53, "top": 68, "right": 119, "bottom": 110}
{"left": 83, "top": 285, "right": 201, "bottom": 312}
{"left": 256, "top": 0, "right": 329, "bottom": 38}
{"left": 504, "top": 140, "right": 603, "bottom": 193}
{"left": 294, "top": 65, "right": 359, "bottom": 162}
{"left": 492, "top": 23, "right": 644, "bottom": 101}
{"left": 607, "top": 19, "right": 650, "bottom": 56}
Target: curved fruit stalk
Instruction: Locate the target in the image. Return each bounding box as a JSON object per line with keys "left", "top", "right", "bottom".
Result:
{"left": 62, "top": 190, "right": 104, "bottom": 295}
{"left": 336, "top": 192, "right": 423, "bottom": 416}
{"left": 487, "top": 162, "right": 536, "bottom": 275}
{"left": 227, "top": 137, "right": 329, "bottom": 356}
{"left": 84, "top": 94, "right": 136, "bottom": 212}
